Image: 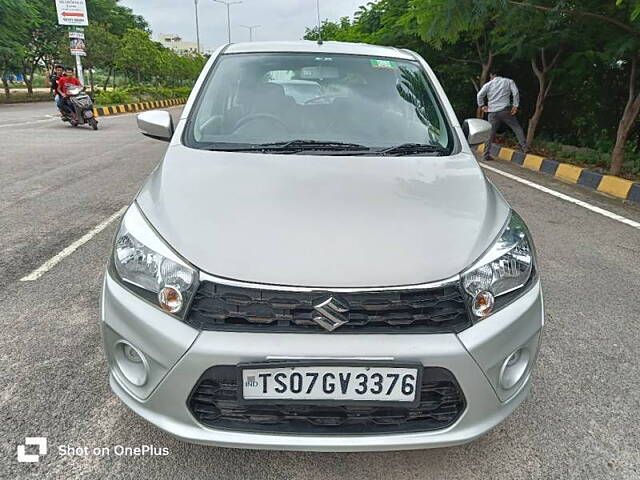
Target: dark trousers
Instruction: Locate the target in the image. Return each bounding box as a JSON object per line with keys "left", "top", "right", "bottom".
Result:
{"left": 60, "top": 96, "right": 73, "bottom": 114}
{"left": 484, "top": 109, "right": 527, "bottom": 159}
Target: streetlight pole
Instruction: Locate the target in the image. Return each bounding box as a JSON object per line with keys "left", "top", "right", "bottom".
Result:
{"left": 316, "top": 0, "right": 322, "bottom": 44}
{"left": 213, "top": 0, "right": 242, "bottom": 44}
{"left": 194, "top": 0, "right": 201, "bottom": 53}
{"left": 239, "top": 24, "right": 261, "bottom": 41}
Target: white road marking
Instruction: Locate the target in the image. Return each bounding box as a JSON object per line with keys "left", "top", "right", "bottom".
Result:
{"left": 0, "top": 117, "right": 58, "bottom": 128}
{"left": 0, "top": 105, "right": 182, "bottom": 129}
{"left": 481, "top": 164, "right": 640, "bottom": 231}
{"left": 20, "top": 207, "right": 127, "bottom": 282}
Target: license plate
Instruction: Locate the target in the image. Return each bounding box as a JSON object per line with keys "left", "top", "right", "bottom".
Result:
{"left": 240, "top": 363, "right": 421, "bottom": 404}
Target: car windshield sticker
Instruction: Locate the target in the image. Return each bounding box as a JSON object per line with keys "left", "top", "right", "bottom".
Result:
{"left": 370, "top": 59, "right": 398, "bottom": 69}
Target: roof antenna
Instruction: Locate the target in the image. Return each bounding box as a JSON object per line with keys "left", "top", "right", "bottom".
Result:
{"left": 316, "top": 0, "right": 323, "bottom": 45}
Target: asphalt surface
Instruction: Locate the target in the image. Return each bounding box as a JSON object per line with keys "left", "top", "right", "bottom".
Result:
{"left": 0, "top": 101, "right": 61, "bottom": 127}
{"left": 1, "top": 102, "right": 639, "bottom": 479}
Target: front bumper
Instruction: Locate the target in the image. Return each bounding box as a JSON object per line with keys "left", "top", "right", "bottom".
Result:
{"left": 101, "top": 273, "right": 543, "bottom": 451}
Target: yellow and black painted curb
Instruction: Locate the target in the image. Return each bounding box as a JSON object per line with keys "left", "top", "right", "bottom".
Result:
{"left": 477, "top": 143, "right": 640, "bottom": 205}
{"left": 92, "top": 97, "right": 187, "bottom": 118}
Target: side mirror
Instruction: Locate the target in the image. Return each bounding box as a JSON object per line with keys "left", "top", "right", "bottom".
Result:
{"left": 137, "top": 110, "right": 174, "bottom": 141}
{"left": 462, "top": 118, "right": 492, "bottom": 146}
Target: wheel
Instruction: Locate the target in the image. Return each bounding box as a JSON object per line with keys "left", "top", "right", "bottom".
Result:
{"left": 70, "top": 120, "right": 78, "bottom": 127}
{"left": 89, "top": 118, "right": 98, "bottom": 130}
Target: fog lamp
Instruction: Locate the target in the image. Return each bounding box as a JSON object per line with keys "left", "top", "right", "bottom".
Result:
{"left": 506, "top": 349, "right": 521, "bottom": 366}
{"left": 113, "top": 341, "right": 148, "bottom": 387}
{"left": 158, "top": 285, "right": 183, "bottom": 313}
{"left": 123, "top": 344, "right": 143, "bottom": 363}
{"left": 472, "top": 290, "right": 495, "bottom": 317}
{"left": 499, "top": 348, "right": 530, "bottom": 390}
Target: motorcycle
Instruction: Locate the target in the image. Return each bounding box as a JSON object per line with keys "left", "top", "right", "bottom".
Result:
{"left": 61, "top": 85, "right": 98, "bottom": 130}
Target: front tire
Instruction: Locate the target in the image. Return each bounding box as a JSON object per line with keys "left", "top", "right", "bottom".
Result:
{"left": 89, "top": 117, "right": 98, "bottom": 130}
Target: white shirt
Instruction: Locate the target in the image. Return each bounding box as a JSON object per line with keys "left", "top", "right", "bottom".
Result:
{"left": 477, "top": 77, "right": 520, "bottom": 113}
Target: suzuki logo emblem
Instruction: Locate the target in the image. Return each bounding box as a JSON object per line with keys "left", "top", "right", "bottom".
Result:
{"left": 312, "top": 296, "right": 349, "bottom": 331}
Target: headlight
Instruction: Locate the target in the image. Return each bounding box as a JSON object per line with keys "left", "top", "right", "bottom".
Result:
{"left": 462, "top": 212, "right": 535, "bottom": 319}
{"left": 112, "top": 204, "right": 198, "bottom": 316}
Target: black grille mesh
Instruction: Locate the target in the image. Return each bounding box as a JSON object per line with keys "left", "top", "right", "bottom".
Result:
{"left": 188, "top": 365, "right": 466, "bottom": 435}
{"left": 186, "top": 281, "right": 471, "bottom": 333}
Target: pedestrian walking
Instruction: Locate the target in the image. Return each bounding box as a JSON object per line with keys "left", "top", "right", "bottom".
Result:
{"left": 476, "top": 70, "right": 528, "bottom": 160}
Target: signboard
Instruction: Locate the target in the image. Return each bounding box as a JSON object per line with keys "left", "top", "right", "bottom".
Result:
{"left": 55, "top": 0, "right": 89, "bottom": 26}
{"left": 69, "top": 31, "right": 86, "bottom": 56}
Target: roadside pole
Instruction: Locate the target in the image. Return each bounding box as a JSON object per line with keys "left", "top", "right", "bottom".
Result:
{"left": 55, "top": 0, "right": 89, "bottom": 84}
{"left": 70, "top": 29, "right": 86, "bottom": 85}
{"left": 75, "top": 52, "right": 85, "bottom": 85}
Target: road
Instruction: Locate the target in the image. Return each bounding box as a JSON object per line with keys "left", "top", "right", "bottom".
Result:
{"left": 0, "top": 101, "right": 61, "bottom": 128}
{"left": 1, "top": 102, "right": 639, "bottom": 479}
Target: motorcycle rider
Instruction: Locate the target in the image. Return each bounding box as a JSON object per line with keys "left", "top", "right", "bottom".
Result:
{"left": 50, "top": 64, "right": 64, "bottom": 111}
{"left": 56, "top": 67, "right": 82, "bottom": 116}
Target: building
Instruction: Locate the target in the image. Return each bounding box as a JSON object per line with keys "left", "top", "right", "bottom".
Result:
{"left": 158, "top": 33, "right": 206, "bottom": 56}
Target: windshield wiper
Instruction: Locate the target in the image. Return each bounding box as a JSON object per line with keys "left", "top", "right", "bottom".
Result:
{"left": 377, "top": 143, "right": 449, "bottom": 156}
{"left": 256, "top": 140, "right": 370, "bottom": 152}
{"left": 202, "top": 140, "right": 449, "bottom": 156}
{"left": 200, "top": 140, "right": 371, "bottom": 154}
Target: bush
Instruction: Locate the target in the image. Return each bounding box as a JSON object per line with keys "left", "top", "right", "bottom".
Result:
{"left": 121, "top": 86, "right": 191, "bottom": 102}
{"left": 94, "top": 86, "right": 191, "bottom": 106}
{"left": 534, "top": 140, "right": 612, "bottom": 172}
{"left": 94, "top": 90, "right": 134, "bottom": 105}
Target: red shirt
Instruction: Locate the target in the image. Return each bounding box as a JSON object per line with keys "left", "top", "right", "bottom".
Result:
{"left": 57, "top": 76, "right": 81, "bottom": 95}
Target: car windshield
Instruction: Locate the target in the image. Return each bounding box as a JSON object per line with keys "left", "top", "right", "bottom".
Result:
{"left": 185, "top": 52, "right": 453, "bottom": 155}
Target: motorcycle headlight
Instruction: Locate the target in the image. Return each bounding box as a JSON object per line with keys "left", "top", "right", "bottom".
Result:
{"left": 111, "top": 204, "right": 198, "bottom": 316}
{"left": 461, "top": 212, "right": 536, "bottom": 319}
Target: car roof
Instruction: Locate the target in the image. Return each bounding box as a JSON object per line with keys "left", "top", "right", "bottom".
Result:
{"left": 224, "top": 41, "right": 417, "bottom": 60}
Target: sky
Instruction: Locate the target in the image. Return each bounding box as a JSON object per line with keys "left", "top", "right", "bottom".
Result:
{"left": 118, "top": 0, "right": 365, "bottom": 51}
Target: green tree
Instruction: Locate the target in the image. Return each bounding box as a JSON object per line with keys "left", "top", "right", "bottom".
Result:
{"left": 12, "top": 0, "right": 66, "bottom": 94}
{"left": 352, "top": 0, "right": 423, "bottom": 50}
{"left": 86, "top": 0, "right": 148, "bottom": 35}
{"left": 0, "top": 0, "right": 37, "bottom": 97}
{"left": 82, "top": 24, "right": 120, "bottom": 91}
{"left": 304, "top": 17, "right": 356, "bottom": 42}
{"left": 617, "top": 0, "right": 640, "bottom": 20}
{"left": 508, "top": 0, "right": 640, "bottom": 175}
{"left": 302, "top": 0, "right": 499, "bottom": 119}
{"left": 78, "top": 0, "right": 148, "bottom": 90}
{"left": 355, "top": 0, "right": 483, "bottom": 118}
{"left": 116, "top": 29, "right": 162, "bottom": 83}
{"left": 491, "top": 5, "right": 576, "bottom": 145}
{"left": 408, "top": 0, "right": 501, "bottom": 117}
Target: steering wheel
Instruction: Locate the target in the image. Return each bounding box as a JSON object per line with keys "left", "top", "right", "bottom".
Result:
{"left": 303, "top": 95, "right": 334, "bottom": 105}
{"left": 233, "top": 113, "right": 289, "bottom": 133}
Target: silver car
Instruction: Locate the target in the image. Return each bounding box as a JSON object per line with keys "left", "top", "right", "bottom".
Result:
{"left": 101, "top": 41, "right": 543, "bottom": 451}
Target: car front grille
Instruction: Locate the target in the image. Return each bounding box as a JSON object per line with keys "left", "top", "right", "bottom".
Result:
{"left": 188, "top": 365, "right": 466, "bottom": 435}
{"left": 185, "top": 280, "right": 471, "bottom": 333}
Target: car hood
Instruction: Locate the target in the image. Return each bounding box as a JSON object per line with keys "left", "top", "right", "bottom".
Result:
{"left": 137, "top": 146, "right": 510, "bottom": 288}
